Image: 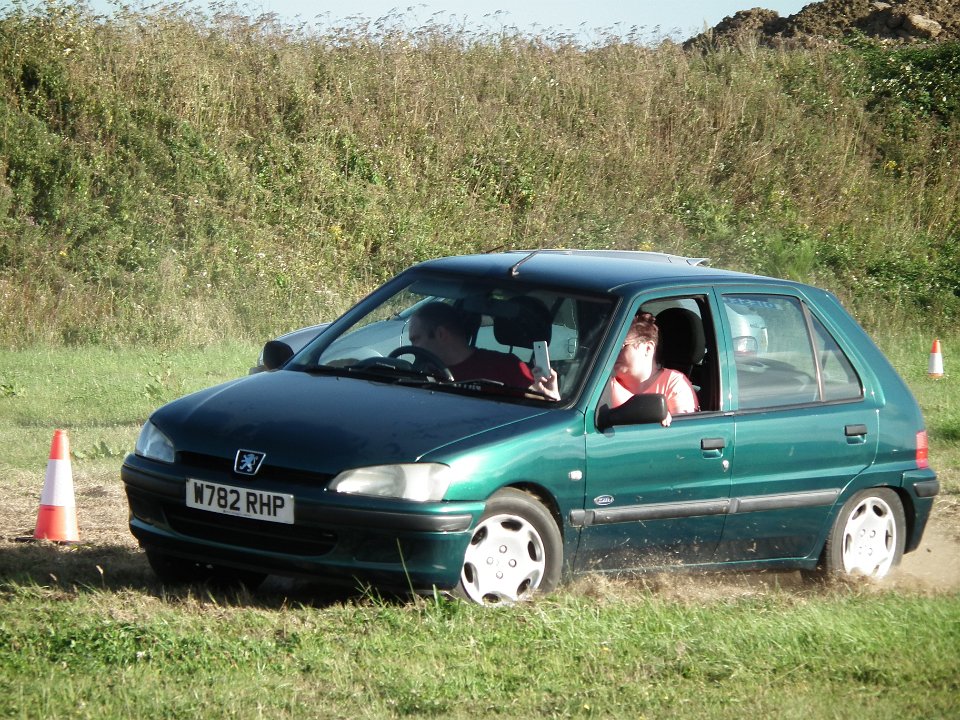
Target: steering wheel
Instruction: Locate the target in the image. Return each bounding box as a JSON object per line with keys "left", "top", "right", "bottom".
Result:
{"left": 788, "top": 370, "right": 817, "bottom": 397}
{"left": 389, "top": 345, "right": 455, "bottom": 382}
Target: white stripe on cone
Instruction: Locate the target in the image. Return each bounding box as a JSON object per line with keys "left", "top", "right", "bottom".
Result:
{"left": 928, "top": 339, "right": 944, "bottom": 378}
{"left": 40, "top": 458, "right": 75, "bottom": 507}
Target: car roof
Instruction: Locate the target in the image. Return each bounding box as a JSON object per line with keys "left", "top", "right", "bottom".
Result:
{"left": 415, "top": 249, "right": 796, "bottom": 295}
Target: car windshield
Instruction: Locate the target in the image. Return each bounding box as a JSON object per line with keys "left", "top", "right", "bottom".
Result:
{"left": 288, "top": 273, "right": 617, "bottom": 403}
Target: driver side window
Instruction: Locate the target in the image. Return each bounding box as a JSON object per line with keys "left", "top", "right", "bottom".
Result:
{"left": 639, "top": 294, "right": 718, "bottom": 413}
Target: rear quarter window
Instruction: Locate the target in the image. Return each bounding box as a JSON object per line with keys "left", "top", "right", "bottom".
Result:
{"left": 810, "top": 312, "right": 863, "bottom": 401}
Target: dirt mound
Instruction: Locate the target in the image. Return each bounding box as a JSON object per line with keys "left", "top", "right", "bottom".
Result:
{"left": 686, "top": 0, "right": 960, "bottom": 48}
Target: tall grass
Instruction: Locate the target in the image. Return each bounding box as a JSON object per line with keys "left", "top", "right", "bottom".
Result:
{"left": 1, "top": 2, "right": 959, "bottom": 347}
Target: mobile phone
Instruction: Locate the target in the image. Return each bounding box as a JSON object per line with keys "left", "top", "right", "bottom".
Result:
{"left": 532, "top": 340, "right": 551, "bottom": 376}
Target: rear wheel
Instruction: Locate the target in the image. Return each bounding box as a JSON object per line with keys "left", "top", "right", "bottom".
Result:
{"left": 456, "top": 488, "right": 562, "bottom": 605}
{"left": 811, "top": 488, "right": 905, "bottom": 580}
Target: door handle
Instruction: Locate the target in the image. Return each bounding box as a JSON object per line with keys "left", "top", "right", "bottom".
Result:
{"left": 845, "top": 424, "right": 868, "bottom": 437}
{"left": 701, "top": 438, "right": 726, "bottom": 451}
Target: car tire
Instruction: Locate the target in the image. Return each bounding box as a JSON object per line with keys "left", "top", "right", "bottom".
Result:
{"left": 808, "top": 488, "right": 905, "bottom": 581}
{"left": 145, "top": 549, "right": 266, "bottom": 590}
{"left": 455, "top": 487, "right": 562, "bottom": 605}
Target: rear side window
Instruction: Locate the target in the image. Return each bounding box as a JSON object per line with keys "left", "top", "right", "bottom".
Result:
{"left": 724, "top": 294, "right": 860, "bottom": 410}
{"left": 810, "top": 313, "right": 863, "bottom": 401}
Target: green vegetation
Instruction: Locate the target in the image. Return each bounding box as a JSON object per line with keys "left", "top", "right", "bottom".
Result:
{"left": 1, "top": 4, "right": 959, "bottom": 717}
{"left": 0, "top": 344, "right": 251, "bottom": 471}
{"left": 1, "top": 2, "right": 959, "bottom": 347}
{"left": 0, "top": 582, "right": 957, "bottom": 719}
{"left": 0, "top": 338, "right": 955, "bottom": 715}
{"left": 0, "top": 337, "right": 957, "bottom": 718}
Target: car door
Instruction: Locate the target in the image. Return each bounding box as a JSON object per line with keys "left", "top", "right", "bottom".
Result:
{"left": 716, "top": 291, "right": 879, "bottom": 563}
{"left": 574, "top": 292, "right": 734, "bottom": 572}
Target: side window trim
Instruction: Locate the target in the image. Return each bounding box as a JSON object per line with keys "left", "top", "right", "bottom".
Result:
{"left": 799, "top": 300, "right": 826, "bottom": 403}
{"left": 636, "top": 291, "right": 720, "bottom": 414}
{"left": 805, "top": 306, "right": 865, "bottom": 403}
{"left": 718, "top": 288, "right": 867, "bottom": 413}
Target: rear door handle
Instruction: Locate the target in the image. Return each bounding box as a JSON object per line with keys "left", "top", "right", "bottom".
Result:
{"left": 845, "top": 423, "right": 868, "bottom": 445}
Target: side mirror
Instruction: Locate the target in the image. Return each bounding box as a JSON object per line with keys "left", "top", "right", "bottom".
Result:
{"left": 733, "top": 335, "right": 759, "bottom": 356}
{"left": 261, "top": 340, "right": 295, "bottom": 370}
{"left": 596, "top": 393, "right": 668, "bottom": 431}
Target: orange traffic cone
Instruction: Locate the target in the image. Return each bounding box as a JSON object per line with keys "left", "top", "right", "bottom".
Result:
{"left": 33, "top": 429, "right": 79, "bottom": 543}
{"left": 928, "top": 339, "right": 944, "bottom": 379}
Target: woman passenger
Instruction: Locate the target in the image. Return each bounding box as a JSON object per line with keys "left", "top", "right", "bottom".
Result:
{"left": 610, "top": 312, "right": 699, "bottom": 426}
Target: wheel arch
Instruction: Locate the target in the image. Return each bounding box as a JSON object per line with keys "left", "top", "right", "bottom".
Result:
{"left": 833, "top": 478, "right": 915, "bottom": 546}
{"left": 503, "top": 481, "right": 565, "bottom": 539}
{"left": 457, "top": 481, "right": 566, "bottom": 604}
{"left": 844, "top": 481, "right": 918, "bottom": 552}
{"left": 807, "top": 482, "right": 909, "bottom": 580}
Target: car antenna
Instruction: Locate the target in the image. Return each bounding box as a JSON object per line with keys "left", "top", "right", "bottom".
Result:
{"left": 508, "top": 250, "right": 541, "bottom": 277}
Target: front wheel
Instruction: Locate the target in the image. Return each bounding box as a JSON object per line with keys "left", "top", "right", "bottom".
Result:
{"left": 811, "top": 488, "right": 905, "bottom": 580}
{"left": 455, "top": 488, "right": 562, "bottom": 605}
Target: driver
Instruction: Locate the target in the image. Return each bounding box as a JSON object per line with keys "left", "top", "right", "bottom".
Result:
{"left": 408, "top": 302, "right": 559, "bottom": 400}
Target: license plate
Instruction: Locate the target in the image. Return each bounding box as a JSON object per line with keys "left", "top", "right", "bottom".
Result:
{"left": 186, "top": 479, "right": 294, "bottom": 524}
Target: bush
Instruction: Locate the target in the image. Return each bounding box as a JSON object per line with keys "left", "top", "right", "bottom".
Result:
{"left": 0, "top": 2, "right": 958, "bottom": 346}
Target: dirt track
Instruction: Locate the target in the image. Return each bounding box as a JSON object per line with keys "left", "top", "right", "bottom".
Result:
{"left": 890, "top": 495, "right": 960, "bottom": 593}
{"left": 2, "top": 468, "right": 958, "bottom": 598}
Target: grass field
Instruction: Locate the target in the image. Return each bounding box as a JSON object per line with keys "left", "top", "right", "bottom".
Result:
{"left": 3, "top": 4, "right": 960, "bottom": 716}
{"left": 0, "top": 582, "right": 958, "bottom": 719}
{"left": 0, "top": 335, "right": 958, "bottom": 719}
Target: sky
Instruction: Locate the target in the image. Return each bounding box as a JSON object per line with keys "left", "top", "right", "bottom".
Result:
{"left": 78, "top": 1, "right": 813, "bottom": 42}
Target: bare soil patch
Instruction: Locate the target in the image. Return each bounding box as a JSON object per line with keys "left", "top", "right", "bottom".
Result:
{"left": 2, "top": 467, "right": 958, "bottom": 600}
{"left": 891, "top": 495, "right": 960, "bottom": 593}
{"left": 686, "top": 0, "right": 960, "bottom": 47}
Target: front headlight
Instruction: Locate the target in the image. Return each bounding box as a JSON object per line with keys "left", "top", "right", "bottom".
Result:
{"left": 331, "top": 463, "right": 453, "bottom": 502}
{"left": 135, "top": 421, "right": 175, "bottom": 463}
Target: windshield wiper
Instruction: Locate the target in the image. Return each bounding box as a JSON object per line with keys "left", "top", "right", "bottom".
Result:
{"left": 301, "top": 364, "right": 554, "bottom": 400}
{"left": 342, "top": 358, "right": 450, "bottom": 384}
{"left": 299, "top": 364, "right": 351, "bottom": 377}
{"left": 450, "top": 378, "right": 555, "bottom": 402}
{"left": 298, "top": 363, "right": 418, "bottom": 382}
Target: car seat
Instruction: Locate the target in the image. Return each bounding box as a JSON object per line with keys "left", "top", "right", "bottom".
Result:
{"left": 493, "top": 296, "right": 552, "bottom": 352}
{"left": 655, "top": 307, "right": 706, "bottom": 401}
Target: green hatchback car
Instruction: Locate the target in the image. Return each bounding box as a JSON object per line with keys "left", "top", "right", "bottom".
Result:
{"left": 122, "top": 250, "right": 939, "bottom": 604}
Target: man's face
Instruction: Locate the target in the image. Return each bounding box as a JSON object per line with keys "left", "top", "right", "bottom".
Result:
{"left": 408, "top": 316, "right": 446, "bottom": 358}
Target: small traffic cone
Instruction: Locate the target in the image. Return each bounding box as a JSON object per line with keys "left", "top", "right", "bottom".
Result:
{"left": 928, "top": 339, "right": 944, "bottom": 379}
{"left": 33, "top": 429, "right": 79, "bottom": 543}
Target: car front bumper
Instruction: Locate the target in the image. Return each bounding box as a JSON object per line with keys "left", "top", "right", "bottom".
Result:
{"left": 122, "top": 454, "right": 483, "bottom": 592}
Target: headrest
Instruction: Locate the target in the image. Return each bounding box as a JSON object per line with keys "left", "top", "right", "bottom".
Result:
{"left": 493, "top": 296, "right": 552, "bottom": 349}
{"left": 655, "top": 307, "right": 705, "bottom": 369}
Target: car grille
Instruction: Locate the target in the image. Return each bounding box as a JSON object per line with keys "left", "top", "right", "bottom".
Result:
{"left": 177, "top": 451, "right": 334, "bottom": 486}
{"left": 165, "top": 505, "right": 337, "bottom": 556}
